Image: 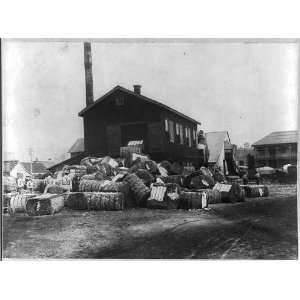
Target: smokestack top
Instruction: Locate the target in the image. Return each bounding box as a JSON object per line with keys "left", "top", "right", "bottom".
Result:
{"left": 133, "top": 85, "right": 141, "bottom": 95}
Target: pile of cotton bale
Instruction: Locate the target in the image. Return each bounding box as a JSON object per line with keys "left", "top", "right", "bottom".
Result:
{"left": 6, "top": 139, "right": 270, "bottom": 217}
{"left": 59, "top": 146, "right": 270, "bottom": 212}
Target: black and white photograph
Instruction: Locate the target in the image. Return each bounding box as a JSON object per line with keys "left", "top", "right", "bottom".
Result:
{"left": 1, "top": 39, "right": 298, "bottom": 260}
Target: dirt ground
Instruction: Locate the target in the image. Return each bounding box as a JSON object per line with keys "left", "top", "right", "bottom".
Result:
{"left": 2, "top": 184, "right": 298, "bottom": 259}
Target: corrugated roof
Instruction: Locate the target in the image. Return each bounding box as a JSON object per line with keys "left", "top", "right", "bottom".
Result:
{"left": 206, "top": 131, "right": 229, "bottom": 163}
{"left": 78, "top": 85, "right": 201, "bottom": 125}
{"left": 68, "top": 138, "right": 84, "bottom": 153}
{"left": 252, "top": 130, "right": 298, "bottom": 146}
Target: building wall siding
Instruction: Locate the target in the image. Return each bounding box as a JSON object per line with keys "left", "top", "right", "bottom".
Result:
{"left": 83, "top": 90, "right": 202, "bottom": 165}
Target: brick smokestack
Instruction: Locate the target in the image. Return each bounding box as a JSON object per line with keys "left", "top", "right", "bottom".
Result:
{"left": 84, "top": 42, "right": 94, "bottom": 107}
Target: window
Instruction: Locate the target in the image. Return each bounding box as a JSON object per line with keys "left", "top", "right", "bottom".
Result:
{"left": 184, "top": 127, "right": 189, "bottom": 146}
{"left": 187, "top": 128, "right": 192, "bottom": 147}
{"left": 165, "top": 118, "right": 168, "bottom": 132}
{"left": 179, "top": 124, "right": 184, "bottom": 144}
{"left": 115, "top": 96, "right": 124, "bottom": 106}
{"left": 279, "top": 146, "right": 287, "bottom": 154}
{"left": 168, "top": 120, "right": 175, "bottom": 143}
{"left": 193, "top": 129, "right": 196, "bottom": 141}
{"left": 175, "top": 123, "right": 179, "bottom": 135}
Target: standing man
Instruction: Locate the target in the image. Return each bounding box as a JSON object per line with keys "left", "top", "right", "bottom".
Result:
{"left": 17, "top": 176, "right": 24, "bottom": 193}
{"left": 26, "top": 178, "right": 33, "bottom": 193}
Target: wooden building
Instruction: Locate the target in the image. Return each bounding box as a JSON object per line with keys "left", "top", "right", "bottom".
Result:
{"left": 78, "top": 85, "right": 203, "bottom": 166}
{"left": 252, "top": 130, "right": 298, "bottom": 168}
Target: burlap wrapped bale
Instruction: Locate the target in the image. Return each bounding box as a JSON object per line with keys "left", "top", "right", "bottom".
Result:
{"left": 147, "top": 183, "right": 180, "bottom": 210}
{"left": 183, "top": 171, "right": 213, "bottom": 189}
{"left": 128, "top": 158, "right": 144, "bottom": 173}
{"left": 243, "top": 185, "right": 269, "bottom": 198}
{"left": 81, "top": 174, "right": 97, "bottom": 180}
{"left": 227, "top": 182, "right": 245, "bottom": 202}
{"left": 135, "top": 169, "right": 154, "bottom": 186}
{"left": 26, "top": 194, "right": 64, "bottom": 216}
{"left": 120, "top": 146, "right": 142, "bottom": 167}
{"left": 206, "top": 189, "right": 222, "bottom": 204}
{"left": 8, "top": 193, "right": 37, "bottom": 215}
{"left": 179, "top": 191, "right": 209, "bottom": 210}
{"left": 80, "top": 157, "right": 96, "bottom": 167}
{"left": 97, "top": 162, "right": 114, "bottom": 177}
{"left": 65, "top": 192, "right": 90, "bottom": 210}
{"left": 159, "top": 161, "right": 172, "bottom": 174}
{"left": 101, "top": 182, "right": 132, "bottom": 206}
{"left": 123, "top": 173, "right": 150, "bottom": 207}
{"left": 46, "top": 184, "right": 68, "bottom": 194}
{"left": 114, "top": 157, "right": 125, "bottom": 167}
{"left": 160, "top": 175, "right": 184, "bottom": 186}
{"left": 86, "top": 165, "right": 99, "bottom": 174}
{"left": 213, "top": 182, "right": 245, "bottom": 203}
{"left": 89, "top": 157, "right": 102, "bottom": 165}
{"left": 170, "top": 162, "right": 184, "bottom": 175}
{"left": 79, "top": 179, "right": 108, "bottom": 192}
{"left": 141, "top": 160, "right": 158, "bottom": 174}
{"left": 100, "top": 156, "right": 119, "bottom": 169}
{"left": 94, "top": 171, "right": 106, "bottom": 181}
{"left": 88, "top": 192, "right": 124, "bottom": 211}
{"left": 147, "top": 184, "right": 167, "bottom": 209}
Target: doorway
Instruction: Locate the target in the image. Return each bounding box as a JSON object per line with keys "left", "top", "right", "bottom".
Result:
{"left": 121, "top": 123, "right": 148, "bottom": 150}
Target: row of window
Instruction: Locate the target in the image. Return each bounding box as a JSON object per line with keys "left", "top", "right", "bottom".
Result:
{"left": 165, "top": 118, "right": 196, "bottom": 147}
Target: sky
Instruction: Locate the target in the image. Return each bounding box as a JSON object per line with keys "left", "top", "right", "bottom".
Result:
{"left": 3, "top": 40, "right": 298, "bottom": 162}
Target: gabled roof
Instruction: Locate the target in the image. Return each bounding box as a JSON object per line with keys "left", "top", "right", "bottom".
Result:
{"left": 68, "top": 138, "right": 84, "bottom": 153}
{"left": 48, "top": 153, "right": 86, "bottom": 172}
{"left": 205, "top": 131, "right": 230, "bottom": 163}
{"left": 252, "top": 130, "right": 298, "bottom": 146}
{"left": 78, "top": 85, "right": 201, "bottom": 124}
{"left": 22, "top": 162, "right": 48, "bottom": 174}
{"left": 3, "top": 160, "right": 19, "bottom": 173}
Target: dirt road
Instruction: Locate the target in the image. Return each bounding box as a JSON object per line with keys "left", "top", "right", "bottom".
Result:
{"left": 2, "top": 184, "right": 298, "bottom": 259}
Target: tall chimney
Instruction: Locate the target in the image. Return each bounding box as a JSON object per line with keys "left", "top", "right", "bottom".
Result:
{"left": 84, "top": 42, "right": 94, "bottom": 107}
{"left": 133, "top": 85, "right": 141, "bottom": 95}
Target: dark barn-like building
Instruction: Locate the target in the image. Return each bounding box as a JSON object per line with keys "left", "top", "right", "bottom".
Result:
{"left": 79, "top": 85, "right": 203, "bottom": 167}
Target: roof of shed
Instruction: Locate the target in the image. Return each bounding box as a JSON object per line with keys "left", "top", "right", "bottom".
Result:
{"left": 252, "top": 130, "right": 298, "bottom": 146}
{"left": 78, "top": 85, "right": 201, "bottom": 124}
{"left": 205, "top": 131, "right": 230, "bottom": 163}
{"left": 68, "top": 138, "right": 84, "bottom": 153}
